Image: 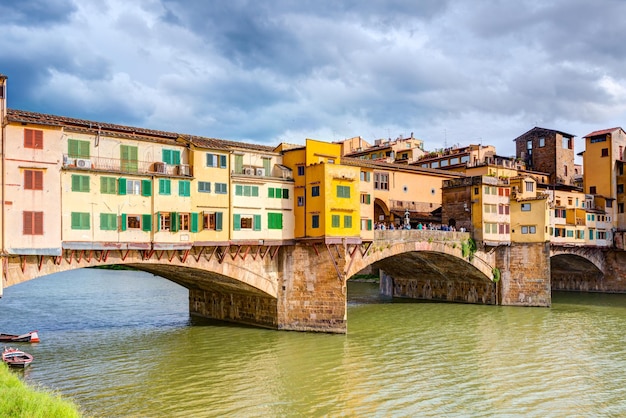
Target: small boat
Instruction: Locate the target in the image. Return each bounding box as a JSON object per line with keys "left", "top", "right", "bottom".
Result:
{"left": 2, "top": 347, "right": 34, "bottom": 368}
{"left": 0, "top": 331, "right": 40, "bottom": 343}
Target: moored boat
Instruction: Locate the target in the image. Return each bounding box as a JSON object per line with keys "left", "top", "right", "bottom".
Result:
{"left": 0, "top": 331, "right": 40, "bottom": 343}
{"left": 2, "top": 347, "right": 34, "bottom": 368}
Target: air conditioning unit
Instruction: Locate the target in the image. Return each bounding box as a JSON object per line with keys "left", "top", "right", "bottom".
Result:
{"left": 63, "top": 156, "right": 75, "bottom": 166}
{"left": 178, "top": 164, "right": 190, "bottom": 176}
{"left": 154, "top": 162, "right": 167, "bottom": 174}
{"left": 243, "top": 167, "right": 254, "bottom": 175}
{"left": 76, "top": 158, "right": 92, "bottom": 169}
{"left": 256, "top": 168, "right": 265, "bottom": 176}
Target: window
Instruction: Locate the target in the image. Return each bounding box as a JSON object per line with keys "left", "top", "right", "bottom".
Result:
{"left": 598, "top": 231, "right": 607, "bottom": 240}
{"left": 179, "top": 180, "right": 191, "bottom": 197}
{"left": 312, "top": 186, "right": 320, "bottom": 197}
{"left": 563, "top": 137, "right": 572, "bottom": 149}
{"left": 178, "top": 213, "right": 190, "bottom": 231}
{"left": 589, "top": 229, "right": 595, "bottom": 240}
{"left": 431, "top": 161, "right": 440, "bottom": 168}
{"left": 484, "top": 223, "right": 497, "bottom": 234}
{"left": 126, "top": 215, "right": 142, "bottom": 229}
{"left": 99, "top": 213, "right": 117, "bottom": 231}
{"left": 567, "top": 230, "right": 574, "bottom": 238}
{"left": 374, "top": 173, "right": 389, "bottom": 190}
{"left": 23, "top": 211, "right": 43, "bottom": 235}
{"left": 24, "top": 170, "right": 43, "bottom": 190}
{"left": 162, "top": 149, "right": 181, "bottom": 165}
{"left": 361, "top": 219, "right": 373, "bottom": 231}
{"left": 71, "top": 175, "right": 90, "bottom": 192}
{"left": 590, "top": 186, "right": 597, "bottom": 194}
{"left": 215, "top": 183, "right": 228, "bottom": 194}
{"left": 120, "top": 145, "right": 138, "bottom": 172}
{"left": 360, "top": 171, "right": 370, "bottom": 182}
{"left": 297, "top": 196, "right": 304, "bottom": 206}
{"left": 527, "top": 140, "right": 532, "bottom": 150}
{"left": 100, "top": 177, "right": 117, "bottom": 194}
{"left": 159, "top": 213, "right": 171, "bottom": 231}
{"left": 24, "top": 129, "right": 43, "bottom": 149}
{"left": 233, "top": 214, "right": 261, "bottom": 231}
{"left": 539, "top": 137, "right": 545, "bottom": 147}
{"left": 71, "top": 212, "right": 90, "bottom": 230}
{"left": 521, "top": 203, "right": 531, "bottom": 211}
{"left": 331, "top": 214, "right": 340, "bottom": 228}
{"left": 337, "top": 185, "right": 350, "bottom": 198}
{"left": 344, "top": 215, "right": 352, "bottom": 228}
{"left": 128, "top": 179, "right": 141, "bottom": 195}
{"left": 590, "top": 136, "right": 606, "bottom": 143}
{"left": 461, "top": 155, "right": 470, "bottom": 164}
{"left": 618, "top": 184, "right": 624, "bottom": 194}
{"left": 198, "top": 181, "right": 211, "bottom": 193}
{"left": 619, "top": 203, "right": 624, "bottom": 214}
{"left": 360, "top": 194, "right": 371, "bottom": 204}
{"left": 521, "top": 225, "right": 536, "bottom": 234}
{"left": 564, "top": 165, "right": 568, "bottom": 176}
{"left": 268, "top": 213, "right": 283, "bottom": 229}
{"left": 555, "top": 209, "right": 566, "bottom": 218}
{"left": 311, "top": 214, "right": 320, "bottom": 228}
{"left": 440, "top": 159, "right": 449, "bottom": 167}
{"left": 159, "top": 179, "right": 171, "bottom": 195}
{"left": 576, "top": 230, "right": 585, "bottom": 240}
{"left": 474, "top": 187, "right": 479, "bottom": 195}
{"left": 206, "top": 153, "right": 227, "bottom": 168}
{"left": 484, "top": 204, "right": 497, "bottom": 213}
{"left": 297, "top": 165, "right": 305, "bottom": 176}
{"left": 601, "top": 148, "right": 609, "bottom": 157}
{"left": 450, "top": 157, "right": 460, "bottom": 165}
{"left": 68, "top": 139, "right": 90, "bottom": 158}
{"left": 268, "top": 187, "right": 288, "bottom": 199}
{"left": 236, "top": 185, "right": 259, "bottom": 197}
{"left": 525, "top": 182, "right": 534, "bottom": 192}
{"left": 498, "top": 204, "right": 510, "bottom": 215}
{"left": 203, "top": 212, "right": 223, "bottom": 231}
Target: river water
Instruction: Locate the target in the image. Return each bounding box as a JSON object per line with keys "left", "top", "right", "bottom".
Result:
{"left": 1, "top": 269, "right": 626, "bottom": 417}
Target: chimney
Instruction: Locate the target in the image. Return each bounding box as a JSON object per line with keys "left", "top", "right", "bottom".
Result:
{"left": 0, "top": 74, "right": 6, "bottom": 120}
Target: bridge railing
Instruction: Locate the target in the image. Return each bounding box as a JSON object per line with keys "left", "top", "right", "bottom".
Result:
{"left": 373, "top": 229, "right": 470, "bottom": 243}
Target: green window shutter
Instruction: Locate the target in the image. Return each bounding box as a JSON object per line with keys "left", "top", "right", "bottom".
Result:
{"left": 268, "top": 187, "right": 275, "bottom": 198}
{"left": 263, "top": 158, "right": 271, "bottom": 174}
{"left": 235, "top": 155, "right": 243, "bottom": 173}
{"left": 345, "top": 186, "right": 350, "bottom": 198}
{"left": 120, "top": 214, "right": 127, "bottom": 231}
{"left": 99, "top": 213, "right": 107, "bottom": 230}
{"left": 156, "top": 212, "right": 161, "bottom": 231}
{"left": 219, "top": 154, "right": 227, "bottom": 168}
{"left": 236, "top": 185, "right": 243, "bottom": 196}
{"left": 233, "top": 214, "right": 241, "bottom": 231}
{"left": 170, "top": 212, "right": 179, "bottom": 232}
{"left": 68, "top": 139, "right": 79, "bottom": 158}
{"left": 100, "top": 213, "right": 117, "bottom": 231}
{"left": 206, "top": 153, "right": 215, "bottom": 167}
{"left": 268, "top": 213, "right": 283, "bottom": 230}
{"left": 366, "top": 194, "right": 371, "bottom": 204}
{"left": 162, "top": 149, "right": 172, "bottom": 164}
{"left": 118, "top": 178, "right": 127, "bottom": 195}
{"left": 159, "top": 179, "right": 171, "bottom": 195}
{"left": 215, "top": 212, "right": 223, "bottom": 231}
{"left": 244, "top": 185, "right": 251, "bottom": 196}
{"left": 282, "top": 189, "right": 289, "bottom": 199}
{"left": 142, "top": 214, "right": 152, "bottom": 231}
{"left": 368, "top": 219, "right": 372, "bottom": 230}
{"left": 254, "top": 214, "right": 261, "bottom": 231}
{"left": 71, "top": 212, "right": 80, "bottom": 229}
{"left": 190, "top": 213, "right": 199, "bottom": 233}
{"left": 332, "top": 215, "right": 340, "bottom": 228}
{"left": 344, "top": 215, "right": 352, "bottom": 228}
{"left": 141, "top": 180, "right": 152, "bottom": 196}
{"left": 252, "top": 186, "right": 259, "bottom": 197}
{"left": 71, "top": 175, "right": 80, "bottom": 191}
{"left": 173, "top": 151, "right": 181, "bottom": 165}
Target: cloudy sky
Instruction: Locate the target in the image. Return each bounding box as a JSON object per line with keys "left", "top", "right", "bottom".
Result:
{"left": 2, "top": 0, "right": 626, "bottom": 156}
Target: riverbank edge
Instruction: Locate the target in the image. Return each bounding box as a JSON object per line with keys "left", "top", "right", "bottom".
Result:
{"left": 0, "top": 362, "right": 83, "bottom": 417}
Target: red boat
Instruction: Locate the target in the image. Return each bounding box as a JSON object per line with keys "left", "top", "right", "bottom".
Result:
{"left": 2, "top": 347, "right": 34, "bottom": 368}
{"left": 0, "top": 331, "right": 40, "bottom": 343}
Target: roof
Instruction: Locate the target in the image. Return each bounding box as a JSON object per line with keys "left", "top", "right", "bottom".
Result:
{"left": 7, "top": 108, "right": 276, "bottom": 153}
{"left": 341, "top": 157, "right": 464, "bottom": 178}
{"left": 583, "top": 127, "right": 625, "bottom": 138}
{"left": 513, "top": 126, "right": 576, "bottom": 142}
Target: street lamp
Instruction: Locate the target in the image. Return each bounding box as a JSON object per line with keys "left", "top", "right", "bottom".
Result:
{"left": 404, "top": 208, "right": 410, "bottom": 227}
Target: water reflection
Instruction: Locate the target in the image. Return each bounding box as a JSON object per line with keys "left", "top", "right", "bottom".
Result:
{"left": 0, "top": 270, "right": 625, "bottom": 416}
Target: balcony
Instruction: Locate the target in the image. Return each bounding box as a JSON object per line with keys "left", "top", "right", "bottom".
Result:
{"left": 62, "top": 154, "right": 192, "bottom": 177}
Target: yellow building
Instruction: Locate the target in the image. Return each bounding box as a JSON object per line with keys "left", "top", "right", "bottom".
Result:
{"left": 229, "top": 143, "right": 295, "bottom": 243}
{"left": 548, "top": 188, "right": 587, "bottom": 246}
{"left": 187, "top": 137, "right": 231, "bottom": 245}
{"left": 282, "top": 139, "right": 360, "bottom": 240}
{"left": 509, "top": 176, "right": 550, "bottom": 242}
{"left": 582, "top": 127, "right": 626, "bottom": 229}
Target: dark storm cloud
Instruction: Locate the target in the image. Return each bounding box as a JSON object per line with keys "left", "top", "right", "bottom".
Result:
{"left": 1, "top": 0, "right": 77, "bottom": 26}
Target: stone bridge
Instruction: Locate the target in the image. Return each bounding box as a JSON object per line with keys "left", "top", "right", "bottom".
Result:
{"left": 2, "top": 232, "right": 624, "bottom": 333}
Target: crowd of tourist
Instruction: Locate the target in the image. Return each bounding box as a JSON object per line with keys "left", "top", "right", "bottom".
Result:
{"left": 374, "top": 222, "right": 466, "bottom": 232}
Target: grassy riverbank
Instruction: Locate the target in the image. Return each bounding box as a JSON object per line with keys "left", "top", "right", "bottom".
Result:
{"left": 0, "top": 362, "right": 83, "bottom": 417}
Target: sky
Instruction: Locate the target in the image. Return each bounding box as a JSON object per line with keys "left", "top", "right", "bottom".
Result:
{"left": 2, "top": 0, "right": 626, "bottom": 156}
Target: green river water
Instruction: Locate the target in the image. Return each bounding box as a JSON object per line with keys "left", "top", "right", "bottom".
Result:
{"left": 1, "top": 269, "right": 625, "bottom": 417}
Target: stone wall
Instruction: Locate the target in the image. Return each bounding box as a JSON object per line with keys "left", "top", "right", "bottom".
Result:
{"left": 497, "top": 242, "right": 551, "bottom": 306}
{"left": 276, "top": 243, "right": 347, "bottom": 333}
{"left": 189, "top": 289, "right": 278, "bottom": 328}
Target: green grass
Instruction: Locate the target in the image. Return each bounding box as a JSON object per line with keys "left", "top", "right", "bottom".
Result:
{"left": 0, "top": 362, "right": 84, "bottom": 417}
